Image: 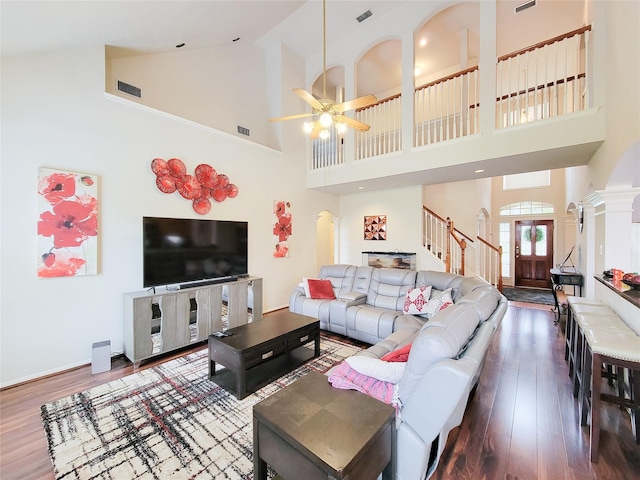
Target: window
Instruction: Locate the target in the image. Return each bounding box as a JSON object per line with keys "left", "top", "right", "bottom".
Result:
{"left": 503, "top": 170, "right": 550, "bottom": 190}
{"left": 500, "top": 201, "right": 554, "bottom": 216}
{"left": 499, "top": 222, "right": 510, "bottom": 277}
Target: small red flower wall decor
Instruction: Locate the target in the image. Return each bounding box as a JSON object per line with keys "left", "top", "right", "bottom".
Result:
{"left": 37, "top": 168, "right": 98, "bottom": 277}
{"left": 273, "top": 201, "right": 292, "bottom": 258}
{"left": 151, "top": 157, "right": 238, "bottom": 215}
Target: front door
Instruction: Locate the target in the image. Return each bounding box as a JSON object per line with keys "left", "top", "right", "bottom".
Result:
{"left": 514, "top": 220, "right": 554, "bottom": 288}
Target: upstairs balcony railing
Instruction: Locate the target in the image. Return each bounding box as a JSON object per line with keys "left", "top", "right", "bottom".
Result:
{"left": 310, "top": 25, "right": 592, "bottom": 169}
{"left": 355, "top": 93, "right": 402, "bottom": 160}
{"left": 414, "top": 66, "right": 479, "bottom": 147}
{"left": 496, "top": 26, "right": 591, "bottom": 128}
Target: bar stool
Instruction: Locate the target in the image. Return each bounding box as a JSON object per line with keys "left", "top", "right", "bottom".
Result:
{"left": 565, "top": 298, "right": 611, "bottom": 375}
{"left": 571, "top": 311, "right": 624, "bottom": 398}
{"left": 580, "top": 327, "right": 640, "bottom": 462}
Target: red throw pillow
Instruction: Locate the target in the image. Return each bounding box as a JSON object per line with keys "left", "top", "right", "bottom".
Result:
{"left": 381, "top": 343, "right": 412, "bottom": 362}
{"left": 307, "top": 278, "right": 336, "bottom": 299}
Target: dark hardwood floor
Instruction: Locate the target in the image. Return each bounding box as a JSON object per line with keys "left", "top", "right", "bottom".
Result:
{"left": 1, "top": 303, "right": 639, "bottom": 480}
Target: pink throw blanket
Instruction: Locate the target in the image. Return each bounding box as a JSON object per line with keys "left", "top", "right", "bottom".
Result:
{"left": 328, "top": 361, "right": 396, "bottom": 405}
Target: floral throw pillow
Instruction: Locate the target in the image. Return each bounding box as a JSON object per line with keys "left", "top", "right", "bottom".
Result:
{"left": 403, "top": 285, "right": 433, "bottom": 314}
{"left": 422, "top": 287, "right": 454, "bottom": 318}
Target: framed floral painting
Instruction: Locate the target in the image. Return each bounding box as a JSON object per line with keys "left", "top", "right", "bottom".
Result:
{"left": 273, "top": 201, "right": 292, "bottom": 258}
{"left": 37, "top": 168, "right": 98, "bottom": 277}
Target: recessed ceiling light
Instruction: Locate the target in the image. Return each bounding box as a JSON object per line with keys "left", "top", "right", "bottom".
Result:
{"left": 474, "top": 169, "right": 485, "bottom": 173}
{"left": 358, "top": 186, "right": 365, "bottom": 190}
{"left": 176, "top": 43, "right": 185, "bottom": 48}
{"left": 414, "top": 67, "right": 421, "bottom": 76}
{"left": 419, "top": 38, "right": 427, "bottom": 47}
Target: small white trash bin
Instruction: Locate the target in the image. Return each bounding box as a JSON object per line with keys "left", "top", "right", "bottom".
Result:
{"left": 91, "top": 340, "right": 111, "bottom": 374}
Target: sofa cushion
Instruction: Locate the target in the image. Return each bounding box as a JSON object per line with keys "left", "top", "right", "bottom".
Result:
{"left": 403, "top": 285, "right": 433, "bottom": 315}
{"left": 399, "top": 305, "right": 481, "bottom": 403}
{"left": 307, "top": 278, "right": 336, "bottom": 299}
{"left": 367, "top": 267, "right": 417, "bottom": 310}
{"left": 455, "top": 287, "right": 501, "bottom": 322}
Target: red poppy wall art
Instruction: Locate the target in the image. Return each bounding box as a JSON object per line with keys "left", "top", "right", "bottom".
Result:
{"left": 273, "top": 201, "right": 292, "bottom": 258}
{"left": 37, "top": 168, "right": 98, "bottom": 278}
{"left": 151, "top": 157, "right": 238, "bottom": 215}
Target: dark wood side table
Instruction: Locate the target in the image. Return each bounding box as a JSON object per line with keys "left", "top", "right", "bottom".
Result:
{"left": 208, "top": 311, "right": 320, "bottom": 399}
{"left": 550, "top": 267, "right": 583, "bottom": 324}
{"left": 253, "top": 371, "right": 396, "bottom": 480}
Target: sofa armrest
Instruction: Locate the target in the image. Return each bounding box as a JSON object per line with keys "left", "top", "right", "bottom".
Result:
{"left": 328, "top": 293, "right": 366, "bottom": 329}
{"left": 338, "top": 291, "right": 367, "bottom": 302}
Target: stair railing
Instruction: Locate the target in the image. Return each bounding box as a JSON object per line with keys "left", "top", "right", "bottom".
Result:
{"left": 422, "top": 207, "right": 470, "bottom": 274}
{"left": 477, "top": 235, "right": 503, "bottom": 292}
{"left": 446, "top": 218, "right": 466, "bottom": 275}
{"left": 423, "top": 207, "right": 448, "bottom": 262}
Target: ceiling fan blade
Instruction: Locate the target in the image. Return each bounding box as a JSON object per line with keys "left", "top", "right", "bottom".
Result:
{"left": 335, "top": 115, "right": 371, "bottom": 132}
{"left": 335, "top": 94, "right": 378, "bottom": 112}
{"left": 269, "top": 113, "right": 313, "bottom": 122}
{"left": 293, "top": 88, "right": 324, "bottom": 110}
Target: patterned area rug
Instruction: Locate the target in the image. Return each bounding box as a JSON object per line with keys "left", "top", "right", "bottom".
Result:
{"left": 502, "top": 286, "right": 555, "bottom": 305}
{"left": 41, "top": 337, "right": 362, "bottom": 480}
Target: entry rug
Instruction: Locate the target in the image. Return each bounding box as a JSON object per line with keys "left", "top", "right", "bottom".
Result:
{"left": 41, "top": 337, "right": 362, "bottom": 480}
{"left": 502, "top": 286, "right": 555, "bottom": 306}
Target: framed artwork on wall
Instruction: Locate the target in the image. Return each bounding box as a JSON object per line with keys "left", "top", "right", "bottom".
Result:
{"left": 364, "top": 215, "right": 386, "bottom": 240}
{"left": 37, "top": 168, "right": 98, "bottom": 277}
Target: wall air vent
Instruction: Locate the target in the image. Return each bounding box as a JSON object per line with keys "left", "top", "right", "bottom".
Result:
{"left": 117, "top": 80, "right": 141, "bottom": 98}
{"left": 237, "top": 126, "right": 250, "bottom": 136}
{"left": 356, "top": 10, "right": 372, "bottom": 23}
{"left": 515, "top": 0, "right": 536, "bottom": 13}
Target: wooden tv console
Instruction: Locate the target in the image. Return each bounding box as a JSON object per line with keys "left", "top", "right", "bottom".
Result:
{"left": 123, "top": 276, "right": 262, "bottom": 365}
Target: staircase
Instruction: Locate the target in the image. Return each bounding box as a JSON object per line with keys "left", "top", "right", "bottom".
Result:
{"left": 422, "top": 206, "right": 503, "bottom": 292}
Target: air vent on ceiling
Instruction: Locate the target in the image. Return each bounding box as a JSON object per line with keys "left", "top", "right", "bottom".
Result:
{"left": 117, "top": 80, "right": 141, "bottom": 98}
{"left": 237, "top": 126, "right": 250, "bottom": 136}
{"left": 515, "top": 0, "right": 536, "bottom": 13}
{"left": 356, "top": 10, "right": 372, "bottom": 23}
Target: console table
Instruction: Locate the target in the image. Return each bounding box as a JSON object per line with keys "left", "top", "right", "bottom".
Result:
{"left": 253, "top": 371, "right": 395, "bottom": 480}
{"left": 550, "top": 268, "right": 583, "bottom": 323}
{"left": 123, "top": 276, "right": 262, "bottom": 365}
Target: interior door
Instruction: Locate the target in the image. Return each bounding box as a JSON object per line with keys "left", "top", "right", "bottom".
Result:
{"left": 514, "top": 220, "right": 554, "bottom": 288}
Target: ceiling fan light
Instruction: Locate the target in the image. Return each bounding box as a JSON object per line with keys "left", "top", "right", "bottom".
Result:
{"left": 319, "top": 112, "right": 333, "bottom": 128}
{"left": 335, "top": 122, "right": 347, "bottom": 134}
{"left": 303, "top": 122, "right": 314, "bottom": 133}
{"left": 319, "top": 129, "right": 331, "bottom": 140}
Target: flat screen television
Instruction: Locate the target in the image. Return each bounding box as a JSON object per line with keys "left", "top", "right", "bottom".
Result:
{"left": 143, "top": 217, "right": 248, "bottom": 288}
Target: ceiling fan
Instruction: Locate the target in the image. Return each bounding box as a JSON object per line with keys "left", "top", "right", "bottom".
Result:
{"left": 269, "top": 0, "right": 378, "bottom": 140}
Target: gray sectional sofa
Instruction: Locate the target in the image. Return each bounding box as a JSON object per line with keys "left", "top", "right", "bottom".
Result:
{"left": 289, "top": 264, "right": 507, "bottom": 480}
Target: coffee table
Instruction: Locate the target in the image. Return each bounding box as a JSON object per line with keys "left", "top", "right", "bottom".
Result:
{"left": 253, "top": 371, "right": 396, "bottom": 480}
{"left": 208, "top": 310, "right": 320, "bottom": 399}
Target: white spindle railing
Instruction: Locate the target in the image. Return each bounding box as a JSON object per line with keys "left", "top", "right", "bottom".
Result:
{"left": 414, "top": 67, "right": 479, "bottom": 147}
{"left": 476, "top": 236, "right": 503, "bottom": 292}
{"left": 496, "top": 26, "right": 591, "bottom": 128}
{"left": 355, "top": 94, "right": 402, "bottom": 160}
{"left": 310, "top": 128, "right": 344, "bottom": 170}
{"left": 423, "top": 207, "right": 448, "bottom": 262}
{"left": 309, "top": 26, "right": 591, "bottom": 169}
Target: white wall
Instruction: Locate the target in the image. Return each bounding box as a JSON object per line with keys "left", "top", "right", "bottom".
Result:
{"left": 338, "top": 186, "right": 425, "bottom": 268}
{"left": 107, "top": 42, "right": 273, "bottom": 149}
{"left": 0, "top": 47, "right": 338, "bottom": 387}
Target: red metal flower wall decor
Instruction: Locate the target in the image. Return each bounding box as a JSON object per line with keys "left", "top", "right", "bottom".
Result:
{"left": 151, "top": 158, "right": 238, "bottom": 215}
